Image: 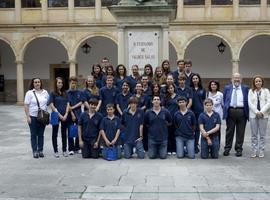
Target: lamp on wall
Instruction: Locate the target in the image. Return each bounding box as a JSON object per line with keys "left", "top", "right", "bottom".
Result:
{"left": 217, "top": 41, "right": 226, "bottom": 54}
{"left": 81, "top": 42, "right": 91, "bottom": 54}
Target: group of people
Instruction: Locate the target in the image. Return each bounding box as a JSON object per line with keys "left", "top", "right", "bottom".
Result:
{"left": 23, "top": 58, "right": 270, "bottom": 160}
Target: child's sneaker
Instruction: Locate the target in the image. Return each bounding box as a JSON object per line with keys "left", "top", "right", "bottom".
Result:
{"left": 54, "top": 152, "right": 59, "bottom": 158}
{"left": 69, "top": 151, "right": 74, "bottom": 155}
{"left": 63, "top": 151, "right": 68, "bottom": 157}
{"left": 251, "top": 150, "right": 257, "bottom": 158}
{"left": 259, "top": 150, "right": 264, "bottom": 158}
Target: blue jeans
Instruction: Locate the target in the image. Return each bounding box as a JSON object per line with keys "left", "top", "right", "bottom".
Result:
{"left": 175, "top": 136, "right": 195, "bottom": 159}
{"left": 201, "top": 135, "right": 220, "bottom": 159}
{"left": 148, "top": 139, "right": 167, "bottom": 159}
{"left": 28, "top": 117, "right": 46, "bottom": 153}
{"left": 124, "top": 141, "right": 145, "bottom": 159}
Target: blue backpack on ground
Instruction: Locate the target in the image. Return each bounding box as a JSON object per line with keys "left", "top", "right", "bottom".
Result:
{"left": 105, "top": 146, "right": 117, "bottom": 161}
{"left": 69, "top": 124, "right": 78, "bottom": 138}
{"left": 50, "top": 111, "right": 59, "bottom": 125}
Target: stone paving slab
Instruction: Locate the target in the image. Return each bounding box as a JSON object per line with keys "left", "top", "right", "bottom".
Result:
{"left": 0, "top": 105, "right": 270, "bottom": 200}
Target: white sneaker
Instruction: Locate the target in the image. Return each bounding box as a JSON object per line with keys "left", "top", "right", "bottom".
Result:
{"left": 251, "top": 151, "right": 257, "bottom": 158}
{"left": 259, "top": 150, "right": 264, "bottom": 158}
{"left": 63, "top": 151, "right": 68, "bottom": 157}
{"left": 54, "top": 152, "right": 59, "bottom": 158}
{"left": 69, "top": 151, "right": 74, "bottom": 155}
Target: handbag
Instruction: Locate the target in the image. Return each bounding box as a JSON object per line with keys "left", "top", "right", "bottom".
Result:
{"left": 50, "top": 111, "right": 59, "bottom": 125}
{"left": 69, "top": 124, "right": 78, "bottom": 138}
{"left": 104, "top": 146, "right": 118, "bottom": 161}
{"left": 33, "top": 91, "right": 50, "bottom": 125}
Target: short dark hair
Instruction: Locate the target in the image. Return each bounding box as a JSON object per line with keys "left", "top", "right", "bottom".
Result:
{"left": 69, "top": 76, "right": 78, "bottom": 82}
{"left": 204, "top": 98, "right": 213, "bottom": 105}
{"left": 89, "top": 98, "right": 99, "bottom": 106}
{"left": 177, "top": 96, "right": 187, "bottom": 102}
{"left": 106, "top": 103, "right": 115, "bottom": 109}
{"left": 129, "top": 96, "right": 138, "bottom": 104}
{"left": 177, "top": 59, "right": 185, "bottom": 65}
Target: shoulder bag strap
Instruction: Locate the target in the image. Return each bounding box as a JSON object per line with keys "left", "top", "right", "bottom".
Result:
{"left": 33, "top": 91, "right": 41, "bottom": 109}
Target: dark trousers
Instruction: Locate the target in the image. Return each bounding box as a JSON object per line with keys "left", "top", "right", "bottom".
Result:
{"left": 52, "top": 121, "right": 68, "bottom": 153}
{"left": 224, "top": 108, "right": 247, "bottom": 152}
{"left": 81, "top": 140, "right": 99, "bottom": 158}
{"left": 194, "top": 113, "right": 201, "bottom": 149}
{"left": 68, "top": 122, "right": 79, "bottom": 152}
{"left": 143, "top": 126, "right": 148, "bottom": 151}
{"left": 29, "top": 117, "right": 46, "bottom": 153}
{"left": 167, "top": 125, "right": 176, "bottom": 153}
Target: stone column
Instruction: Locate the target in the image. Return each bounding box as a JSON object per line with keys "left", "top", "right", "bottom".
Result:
{"left": 233, "top": 0, "right": 239, "bottom": 19}
{"left": 16, "top": 60, "right": 24, "bottom": 104}
{"left": 68, "top": 0, "right": 75, "bottom": 22}
{"left": 232, "top": 59, "right": 240, "bottom": 74}
{"left": 118, "top": 26, "right": 125, "bottom": 66}
{"left": 260, "top": 0, "right": 267, "bottom": 20}
{"left": 95, "top": 0, "right": 102, "bottom": 21}
{"left": 205, "top": 0, "right": 212, "bottom": 19}
{"left": 176, "top": 0, "right": 184, "bottom": 20}
{"left": 15, "top": 0, "right": 21, "bottom": 23}
{"left": 41, "top": 0, "right": 48, "bottom": 22}
{"left": 69, "top": 60, "right": 77, "bottom": 77}
{"left": 162, "top": 26, "right": 169, "bottom": 61}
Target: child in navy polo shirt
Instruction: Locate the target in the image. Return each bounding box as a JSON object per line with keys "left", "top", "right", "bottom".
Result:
{"left": 144, "top": 95, "right": 172, "bottom": 159}
{"left": 67, "top": 76, "right": 83, "bottom": 155}
{"left": 78, "top": 98, "right": 103, "bottom": 159}
{"left": 100, "top": 104, "right": 122, "bottom": 160}
{"left": 198, "top": 98, "right": 221, "bottom": 159}
{"left": 174, "top": 96, "right": 196, "bottom": 159}
{"left": 177, "top": 74, "right": 193, "bottom": 109}
{"left": 122, "top": 96, "right": 145, "bottom": 159}
{"left": 98, "top": 75, "right": 119, "bottom": 116}
{"left": 116, "top": 81, "right": 132, "bottom": 116}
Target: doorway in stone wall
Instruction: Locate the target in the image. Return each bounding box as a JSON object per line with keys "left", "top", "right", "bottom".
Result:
{"left": 50, "top": 64, "right": 70, "bottom": 91}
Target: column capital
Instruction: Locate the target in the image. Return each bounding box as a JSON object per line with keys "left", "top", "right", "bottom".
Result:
{"left": 15, "top": 60, "right": 24, "bottom": 65}
{"left": 68, "top": 60, "right": 77, "bottom": 64}
{"left": 231, "top": 59, "right": 240, "bottom": 63}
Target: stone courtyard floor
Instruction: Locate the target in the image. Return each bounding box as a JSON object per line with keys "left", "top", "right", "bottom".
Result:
{"left": 0, "top": 105, "right": 269, "bottom": 200}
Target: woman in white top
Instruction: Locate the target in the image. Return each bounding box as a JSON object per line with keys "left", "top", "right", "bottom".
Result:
{"left": 248, "top": 75, "right": 270, "bottom": 158}
{"left": 207, "top": 80, "right": 224, "bottom": 120}
{"left": 24, "top": 78, "right": 49, "bottom": 158}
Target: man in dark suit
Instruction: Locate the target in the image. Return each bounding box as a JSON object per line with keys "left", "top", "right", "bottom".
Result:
{"left": 223, "top": 73, "right": 249, "bottom": 157}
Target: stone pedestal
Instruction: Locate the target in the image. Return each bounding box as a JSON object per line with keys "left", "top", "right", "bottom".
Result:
{"left": 108, "top": 2, "right": 176, "bottom": 73}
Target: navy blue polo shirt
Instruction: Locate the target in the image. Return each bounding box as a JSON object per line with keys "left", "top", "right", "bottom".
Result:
{"left": 99, "top": 86, "right": 119, "bottom": 116}
{"left": 144, "top": 108, "right": 172, "bottom": 142}
{"left": 172, "top": 70, "right": 180, "bottom": 87}
{"left": 174, "top": 110, "right": 196, "bottom": 139}
{"left": 48, "top": 92, "right": 68, "bottom": 115}
{"left": 143, "top": 86, "right": 152, "bottom": 96}
{"left": 67, "top": 89, "right": 83, "bottom": 119}
{"left": 164, "top": 94, "right": 179, "bottom": 117}
{"left": 100, "top": 116, "right": 121, "bottom": 141}
{"left": 133, "top": 94, "right": 147, "bottom": 109}
{"left": 115, "top": 76, "right": 127, "bottom": 90}
{"left": 78, "top": 111, "right": 103, "bottom": 141}
{"left": 122, "top": 108, "right": 144, "bottom": 144}
{"left": 94, "top": 74, "right": 104, "bottom": 89}
{"left": 176, "top": 86, "right": 193, "bottom": 100}
{"left": 198, "top": 111, "right": 221, "bottom": 137}
{"left": 116, "top": 92, "right": 132, "bottom": 113}
{"left": 191, "top": 88, "right": 206, "bottom": 115}
{"left": 83, "top": 88, "right": 100, "bottom": 102}
{"left": 126, "top": 75, "right": 140, "bottom": 94}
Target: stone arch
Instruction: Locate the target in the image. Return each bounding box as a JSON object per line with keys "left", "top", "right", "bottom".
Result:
{"left": 0, "top": 36, "right": 17, "bottom": 58}
{"left": 72, "top": 33, "right": 118, "bottom": 60}
{"left": 183, "top": 32, "right": 233, "bottom": 58}
{"left": 20, "top": 34, "right": 69, "bottom": 61}
{"left": 238, "top": 32, "right": 270, "bottom": 59}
